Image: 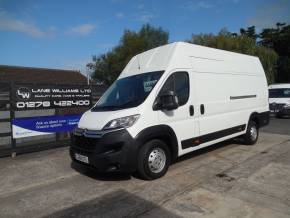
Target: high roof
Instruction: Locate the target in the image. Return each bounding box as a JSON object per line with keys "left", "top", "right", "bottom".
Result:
{"left": 0, "top": 65, "right": 88, "bottom": 84}
{"left": 120, "top": 42, "right": 263, "bottom": 79}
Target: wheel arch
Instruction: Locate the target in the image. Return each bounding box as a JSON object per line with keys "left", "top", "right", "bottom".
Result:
{"left": 249, "top": 111, "right": 271, "bottom": 129}
{"left": 135, "top": 125, "right": 179, "bottom": 160}
{"left": 249, "top": 112, "right": 260, "bottom": 127}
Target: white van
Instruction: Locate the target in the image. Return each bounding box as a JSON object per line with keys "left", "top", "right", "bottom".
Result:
{"left": 269, "top": 84, "right": 290, "bottom": 118}
{"left": 70, "top": 42, "right": 270, "bottom": 180}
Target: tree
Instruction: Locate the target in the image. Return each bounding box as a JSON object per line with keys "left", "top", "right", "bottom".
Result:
{"left": 259, "top": 23, "right": 290, "bottom": 82}
{"left": 88, "top": 23, "right": 286, "bottom": 84}
{"left": 240, "top": 26, "right": 258, "bottom": 42}
{"left": 189, "top": 29, "right": 278, "bottom": 84}
{"left": 88, "top": 24, "right": 169, "bottom": 85}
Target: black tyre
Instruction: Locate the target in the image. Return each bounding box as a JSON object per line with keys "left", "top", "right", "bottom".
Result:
{"left": 243, "top": 120, "right": 259, "bottom": 145}
{"left": 136, "top": 139, "right": 171, "bottom": 180}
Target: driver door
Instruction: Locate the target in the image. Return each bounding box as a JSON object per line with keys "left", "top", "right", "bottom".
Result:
{"left": 156, "top": 71, "right": 198, "bottom": 155}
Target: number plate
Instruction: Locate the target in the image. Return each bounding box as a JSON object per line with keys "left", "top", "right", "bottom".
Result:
{"left": 75, "top": 153, "right": 89, "bottom": 164}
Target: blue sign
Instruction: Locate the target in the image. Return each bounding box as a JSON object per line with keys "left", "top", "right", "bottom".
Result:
{"left": 12, "top": 114, "right": 81, "bottom": 138}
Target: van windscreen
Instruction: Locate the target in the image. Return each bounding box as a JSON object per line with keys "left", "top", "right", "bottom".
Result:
{"left": 92, "top": 71, "right": 164, "bottom": 111}
{"left": 269, "top": 88, "right": 290, "bottom": 98}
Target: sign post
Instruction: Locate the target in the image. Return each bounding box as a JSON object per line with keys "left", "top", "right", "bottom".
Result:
{"left": 10, "top": 82, "right": 16, "bottom": 157}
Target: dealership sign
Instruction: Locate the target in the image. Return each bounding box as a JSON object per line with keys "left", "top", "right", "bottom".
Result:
{"left": 12, "top": 114, "right": 81, "bottom": 138}
{"left": 13, "top": 84, "right": 92, "bottom": 110}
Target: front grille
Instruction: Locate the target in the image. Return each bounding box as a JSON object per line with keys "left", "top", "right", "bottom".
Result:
{"left": 270, "top": 103, "right": 285, "bottom": 111}
{"left": 72, "top": 135, "right": 100, "bottom": 153}
{"left": 71, "top": 135, "right": 124, "bottom": 154}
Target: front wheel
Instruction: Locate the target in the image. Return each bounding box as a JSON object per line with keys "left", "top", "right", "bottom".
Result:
{"left": 136, "top": 139, "right": 171, "bottom": 180}
{"left": 243, "top": 120, "right": 259, "bottom": 145}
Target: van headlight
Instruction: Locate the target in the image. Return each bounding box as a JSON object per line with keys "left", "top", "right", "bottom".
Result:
{"left": 103, "top": 114, "right": 140, "bottom": 130}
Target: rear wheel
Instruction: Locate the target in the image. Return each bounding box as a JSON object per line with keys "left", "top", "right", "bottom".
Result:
{"left": 243, "top": 120, "right": 259, "bottom": 145}
{"left": 136, "top": 139, "right": 171, "bottom": 180}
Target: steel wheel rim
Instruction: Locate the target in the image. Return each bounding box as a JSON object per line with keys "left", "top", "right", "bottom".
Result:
{"left": 148, "top": 148, "right": 166, "bottom": 173}
{"left": 250, "top": 125, "right": 257, "bottom": 141}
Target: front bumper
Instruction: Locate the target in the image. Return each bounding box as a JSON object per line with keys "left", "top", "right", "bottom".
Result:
{"left": 70, "top": 129, "right": 138, "bottom": 173}
{"left": 269, "top": 103, "right": 290, "bottom": 116}
{"left": 277, "top": 108, "right": 290, "bottom": 116}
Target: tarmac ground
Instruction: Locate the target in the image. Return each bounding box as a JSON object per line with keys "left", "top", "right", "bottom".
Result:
{"left": 0, "top": 117, "right": 290, "bottom": 218}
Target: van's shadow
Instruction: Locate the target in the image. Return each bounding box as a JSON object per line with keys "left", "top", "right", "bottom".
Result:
{"left": 42, "top": 189, "right": 182, "bottom": 218}
{"left": 71, "top": 138, "right": 241, "bottom": 181}
{"left": 71, "top": 161, "right": 132, "bottom": 181}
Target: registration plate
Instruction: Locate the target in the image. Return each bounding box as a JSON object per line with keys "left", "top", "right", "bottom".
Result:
{"left": 75, "top": 153, "right": 89, "bottom": 164}
{"left": 270, "top": 109, "right": 279, "bottom": 113}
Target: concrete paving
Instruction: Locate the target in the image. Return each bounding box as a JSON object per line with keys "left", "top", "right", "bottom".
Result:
{"left": 0, "top": 118, "right": 290, "bottom": 218}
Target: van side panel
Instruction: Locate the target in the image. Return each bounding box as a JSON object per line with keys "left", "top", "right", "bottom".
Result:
{"left": 194, "top": 72, "right": 268, "bottom": 137}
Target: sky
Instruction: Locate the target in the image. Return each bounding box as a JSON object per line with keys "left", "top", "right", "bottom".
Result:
{"left": 0, "top": 0, "right": 289, "bottom": 75}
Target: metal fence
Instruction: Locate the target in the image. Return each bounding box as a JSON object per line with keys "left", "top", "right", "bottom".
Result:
{"left": 0, "top": 82, "right": 106, "bottom": 157}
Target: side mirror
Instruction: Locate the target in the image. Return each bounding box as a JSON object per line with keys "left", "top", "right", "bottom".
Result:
{"left": 157, "top": 91, "right": 179, "bottom": 110}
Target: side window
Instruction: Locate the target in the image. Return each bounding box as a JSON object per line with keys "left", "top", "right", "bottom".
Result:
{"left": 159, "top": 72, "right": 189, "bottom": 106}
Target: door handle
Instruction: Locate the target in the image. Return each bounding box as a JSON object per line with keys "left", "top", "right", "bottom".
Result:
{"left": 200, "top": 104, "right": 205, "bottom": 115}
{"left": 189, "top": 105, "right": 194, "bottom": 116}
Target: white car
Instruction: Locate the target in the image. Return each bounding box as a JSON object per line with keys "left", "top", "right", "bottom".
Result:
{"left": 269, "top": 84, "right": 290, "bottom": 118}
{"left": 70, "top": 42, "right": 270, "bottom": 180}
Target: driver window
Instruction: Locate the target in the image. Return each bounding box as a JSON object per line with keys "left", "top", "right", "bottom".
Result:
{"left": 159, "top": 72, "right": 189, "bottom": 106}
